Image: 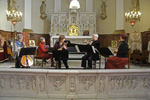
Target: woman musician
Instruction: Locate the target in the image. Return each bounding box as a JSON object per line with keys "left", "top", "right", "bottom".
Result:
{"left": 53, "top": 35, "right": 69, "bottom": 69}
{"left": 38, "top": 37, "right": 54, "bottom": 67}
{"left": 105, "top": 33, "right": 128, "bottom": 69}
{"left": 13, "top": 34, "right": 26, "bottom": 68}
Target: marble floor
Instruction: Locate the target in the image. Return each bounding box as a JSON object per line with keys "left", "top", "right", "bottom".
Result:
{"left": 0, "top": 57, "right": 149, "bottom": 69}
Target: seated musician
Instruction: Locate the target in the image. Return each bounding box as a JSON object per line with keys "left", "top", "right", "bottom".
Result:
{"left": 105, "top": 33, "right": 128, "bottom": 69}
{"left": 38, "top": 37, "right": 54, "bottom": 67}
{"left": 53, "top": 35, "right": 69, "bottom": 69}
{"left": 81, "top": 34, "right": 100, "bottom": 69}
{"left": 13, "top": 34, "right": 26, "bottom": 68}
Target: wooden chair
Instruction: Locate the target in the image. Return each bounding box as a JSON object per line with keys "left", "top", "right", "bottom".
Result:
{"left": 126, "top": 48, "right": 131, "bottom": 69}
{"left": 140, "top": 50, "right": 149, "bottom": 66}
{"left": 34, "top": 49, "right": 46, "bottom": 67}
{"left": 131, "top": 49, "right": 141, "bottom": 64}
{"left": 93, "top": 50, "right": 101, "bottom": 69}
{"left": 7, "top": 47, "right": 13, "bottom": 62}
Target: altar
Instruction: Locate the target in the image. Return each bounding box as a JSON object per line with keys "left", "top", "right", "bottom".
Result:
{"left": 49, "top": 10, "right": 96, "bottom": 47}
{"left": 50, "top": 35, "right": 92, "bottom": 47}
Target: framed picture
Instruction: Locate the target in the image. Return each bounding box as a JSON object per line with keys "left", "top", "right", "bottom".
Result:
{"left": 29, "top": 40, "right": 35, "bottom": 46}
{"left": 111, "top": 40, "right": 118, "bottom": 47}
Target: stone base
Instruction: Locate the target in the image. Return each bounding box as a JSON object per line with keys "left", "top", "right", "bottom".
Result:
{"left": 0, "top": 69, "right": 150, "bottom": 100}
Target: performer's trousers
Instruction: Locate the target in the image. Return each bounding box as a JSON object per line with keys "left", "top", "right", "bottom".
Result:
{"left": 57, "top": 58, "right": 69, "bottom": 69}
{"left": 15, "top": 56, "right": 21, "bottom": 68}
{"left": 43, "top": 53, "right": 54, "bottom": 64}
{"left": 81, "top": 55, "right": 93, "bottom": 69}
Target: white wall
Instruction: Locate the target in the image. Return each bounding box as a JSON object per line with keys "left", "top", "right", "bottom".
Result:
{"left": 0, "top": 0, "right": 150, "bottom": 34}
{"left": 124, "top": 0, "right": 150, "bottom": 33}
{"left": 0, "top": 0, "right": 24, "bottom": 32}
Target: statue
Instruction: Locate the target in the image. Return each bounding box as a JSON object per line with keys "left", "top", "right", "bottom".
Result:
{"left": 8, "top": 0, "right": 17, "bottom": 11}
{"left": 130, "top": 0, "right": 140, "bottom": 11}
{"left": 0, "top": 35, "right": 4, "bottom": 48}
{"left": 101, "top": 0, "right": 107, "bottom": 20}
{"left": 40, "top": 0, "right": 47, "bottom": 19}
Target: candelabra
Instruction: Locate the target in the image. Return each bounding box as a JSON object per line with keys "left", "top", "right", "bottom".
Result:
{"left": 125, "top": 10, "right": 141, "bottom": 26}
{"left": 6, "top": 6, "right": 23, "bottom": 41}
{"left": 125, "top": 0, "right": 141, "bottom": 26}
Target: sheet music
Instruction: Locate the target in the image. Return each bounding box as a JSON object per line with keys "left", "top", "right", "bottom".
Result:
{"left": 91, "top": 46, "right": 96, "bottom": 53}
{"left": 108, "top": 47, "right": 115, "bottom": 56}
{"left": 75, "top": 45, "right": 80, "bottom": 52}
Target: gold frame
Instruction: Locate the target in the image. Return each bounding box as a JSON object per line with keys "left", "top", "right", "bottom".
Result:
{"left": 68, "top": 25, "right": 79, "bottom": 36}
{"left": 29, "top": 40, "right": 35, "bottom": 47}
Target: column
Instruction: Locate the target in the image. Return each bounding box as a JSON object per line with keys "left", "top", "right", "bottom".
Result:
{"left": 116, "top": 0, "right": 124, "bottom": 30}
{"left": 86, "top": 0, "right": 93, "bottom": 12}
{"left": 24, "top": 0, "right": 32, "bottom": 30}
{"left": 54, "top": 0, "right": 61, "bottom": 12}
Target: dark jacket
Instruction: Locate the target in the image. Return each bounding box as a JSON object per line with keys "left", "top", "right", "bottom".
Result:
{"left": 89, "top": 40, "right": 100, "bottom": 60}
{"left": 53, "top": 41, "right": 68, "bottom": 59}
{"left": 117, "top": 41, "right": 128, "bottom": 58}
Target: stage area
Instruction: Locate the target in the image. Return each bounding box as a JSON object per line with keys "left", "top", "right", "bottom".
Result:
{"left": 0, "top": 57, "right": 149, "bottom": 69}
{"left": 0, "top": 59, "right": 150, "bottom": 100}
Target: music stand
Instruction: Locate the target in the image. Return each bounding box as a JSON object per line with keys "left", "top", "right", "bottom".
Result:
{"left": 97, "top": 47, "right": 114, "bottom": 64}
{"left": 75, "top": 44, "right": 96, "bottom": 53}
{"left": 98, "top": 47, "right": 113, "bottom": 57}
{"left": 52, "top": 49, "right": 68, "bottom": 61}
{"left": 19, "top": 47, "right": 36, "bottom": 58}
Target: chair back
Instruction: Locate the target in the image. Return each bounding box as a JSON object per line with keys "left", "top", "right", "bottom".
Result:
{"left": 142, "top": 50, "right": 149, "bottom": 57}
{"left": 132, "top": 50, "right": 140, "bottom": 55}
{"left": 34, "top": 49, "right": 38, "bottom": 56}
{"left": 127, "top": 48, "right": 131, "bottom": 69}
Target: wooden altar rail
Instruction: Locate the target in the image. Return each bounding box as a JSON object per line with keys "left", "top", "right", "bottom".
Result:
{"left": 0, "top": 30, "right": 150, "bottom": 50}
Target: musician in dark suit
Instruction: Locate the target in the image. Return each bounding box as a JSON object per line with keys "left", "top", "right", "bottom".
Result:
{"left": 81, "top": 34, "right": 100, "bottom": 69}
{"left": 53, "top": 35, "right": 69, "bottom": 69}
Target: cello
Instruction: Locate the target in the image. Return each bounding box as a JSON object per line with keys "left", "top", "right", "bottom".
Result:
{"left": 21, "top": 55, "right": 33, "bottom": 67}
{"left": 19, "top": 47, "right": 34, "bottom": 68}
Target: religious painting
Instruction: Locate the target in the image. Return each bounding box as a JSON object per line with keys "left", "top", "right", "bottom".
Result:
{"left": 29, "top": 40, "right": 35, "bottom": 47}
{"left": 111, "top": 40, "right": 118, "bottom": 47}
{"left": 68, "top": 25, "right": 79, "bottom": 36}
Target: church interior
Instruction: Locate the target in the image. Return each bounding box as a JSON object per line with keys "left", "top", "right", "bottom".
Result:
{"left": 0, "top": 0, "right": 150, "bottom": 100}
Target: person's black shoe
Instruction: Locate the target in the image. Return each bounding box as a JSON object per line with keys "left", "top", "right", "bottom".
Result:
{"left": 58, "top": 66, "right": 61, "bottom": 69}
{"left": 66, "top": 66, "right": 69, "bottom": 69}
{"left": 43, "top": 60, "right": 48, "bottom": 63}
{"left": 51, "top": 64, "right": 55, "bottom": 67}
{"left": 26, "top": 66, "right": 30, "bottom": 68}
{"left": 22, "top": 66, "right": 25, "bottom": 68}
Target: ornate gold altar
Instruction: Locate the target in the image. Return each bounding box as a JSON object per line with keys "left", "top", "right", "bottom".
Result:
{"left": 68, "top": 25, "right": 79, "bottom": 36}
